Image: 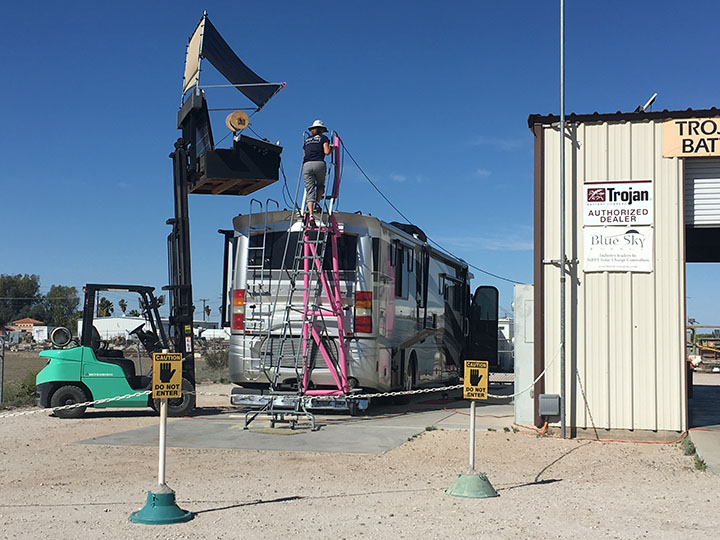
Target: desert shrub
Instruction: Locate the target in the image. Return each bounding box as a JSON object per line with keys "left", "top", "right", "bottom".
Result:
{"left": 1, "top": 370, "right": 38, "bottom": 409}
{"left": 203, "top": 344, "right": 229, "bottom": 371}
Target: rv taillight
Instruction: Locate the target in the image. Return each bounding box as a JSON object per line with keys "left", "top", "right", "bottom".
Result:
{"left": 232, "top": 289, "right": 246, "bottom": 331}
{"left": 354, "top": 291, "right": 372, "bottom": 333}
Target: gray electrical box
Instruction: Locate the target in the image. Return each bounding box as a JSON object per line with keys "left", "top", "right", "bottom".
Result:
{"left": 538, "top": 394, "right": 561, "bottom": 416}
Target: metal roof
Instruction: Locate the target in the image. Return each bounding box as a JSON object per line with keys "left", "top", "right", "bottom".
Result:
{"left": 527, "top": 107, "right": 720, "bottom": 129}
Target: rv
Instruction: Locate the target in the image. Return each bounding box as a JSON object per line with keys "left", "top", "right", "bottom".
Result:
{"left": 223, "top": 210, "right": 498, "bottom": 395}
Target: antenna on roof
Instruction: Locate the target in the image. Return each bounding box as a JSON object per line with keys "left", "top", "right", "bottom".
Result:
{"left": 634, "top": 92, "right": 657, "bottom": 113}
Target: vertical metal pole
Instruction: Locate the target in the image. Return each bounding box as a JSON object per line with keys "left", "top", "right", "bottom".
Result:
{"left": 157, "top": 347, "right": 169, "bottom": 487}
{"left": 469, "top": 400, "right": 476, "bottom": 471}
{"left": 0, "top": 338, "right": 5, "bottom": 403}
{"left": 136, "top": 342, "right": 142, "bottom": 375}
{"left": 158, "top": 399, "right": 167, "bottom": 486}
{"left": 559, "top": 0, "right": 567, "bottom": 438}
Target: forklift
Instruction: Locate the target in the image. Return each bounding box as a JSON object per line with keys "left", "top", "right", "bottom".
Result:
{"left": 35, "top": 14, "right": 283, "bottom": 418}
{"left": 36, "top": 284, "right": 194, "bottom": 418}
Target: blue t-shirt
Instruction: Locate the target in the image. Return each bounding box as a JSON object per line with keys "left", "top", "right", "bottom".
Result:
{"left": 303, "top": 134, "right": 329, "bottom": 163}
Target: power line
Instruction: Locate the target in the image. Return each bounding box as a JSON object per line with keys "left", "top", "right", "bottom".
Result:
{"left": 340, "top": 141, "right": 523, "bottom": 286}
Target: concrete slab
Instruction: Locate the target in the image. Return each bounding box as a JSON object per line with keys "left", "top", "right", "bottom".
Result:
{"left": 688, "top": 372, "right": 720, "bottom": 474}
{"left": 78, "top": 388, "right": 515, "bottom": 454}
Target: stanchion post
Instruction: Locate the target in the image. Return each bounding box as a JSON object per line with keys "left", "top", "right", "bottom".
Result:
{"left": 130, "top": 350, "right": 192, "bottom": 524}
{"left": 158, "top": 398, "right": 167, "bottom": 486}
{"left": 447, "top": 360, "right": 497, "bottom": 499}
{"left": 469, "top": 400, "right": 476, "bottom": 471}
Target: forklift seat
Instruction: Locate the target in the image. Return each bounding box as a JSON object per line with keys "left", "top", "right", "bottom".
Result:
{"left": 96, "top": 356, "right": 137, "bottom": 380}
{"left": 91, "top": 326, "right": 136, "bottom": 379}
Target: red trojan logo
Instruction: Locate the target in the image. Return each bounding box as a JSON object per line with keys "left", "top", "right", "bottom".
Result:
{"left": 587, "top": 188, "right": 606, "bottom": 202}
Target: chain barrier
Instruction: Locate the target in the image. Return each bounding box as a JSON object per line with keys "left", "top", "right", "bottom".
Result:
{"left": 0, "top": 368, "right": 546, "bottom": 419}
{"left": 0, "top": 390, "right": 151, "bottom": 419}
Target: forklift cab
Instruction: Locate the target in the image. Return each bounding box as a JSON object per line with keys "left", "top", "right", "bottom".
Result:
{"left": 80, "top": 284, "right": 168, "bottom": 389}
{"left": 36, "top": 284, "right": 195, "bottom": 418}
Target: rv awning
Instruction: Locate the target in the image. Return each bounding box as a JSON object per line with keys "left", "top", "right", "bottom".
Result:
{"left": 182, "top": 15, "right": 283, "bottom": 110}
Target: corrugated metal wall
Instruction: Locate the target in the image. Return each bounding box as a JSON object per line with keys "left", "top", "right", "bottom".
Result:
{"left": 541, "top": 119, "right": 686, "bottom": 432}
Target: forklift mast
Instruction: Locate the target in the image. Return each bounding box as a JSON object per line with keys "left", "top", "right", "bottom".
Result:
{"left": 165, "top": 13, "right": 284, "bottom": 387}
{"left": 165, "top": 94, "right": 282, "bottom": 387}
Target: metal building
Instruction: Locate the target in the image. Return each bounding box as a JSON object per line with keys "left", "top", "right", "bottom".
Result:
{"left": 529, "top": 107, "right": 720, "bottom": 433}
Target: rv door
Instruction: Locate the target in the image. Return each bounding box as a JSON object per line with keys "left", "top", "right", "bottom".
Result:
{"left": 466, "top": 286, "right": 499, "bottom": 368}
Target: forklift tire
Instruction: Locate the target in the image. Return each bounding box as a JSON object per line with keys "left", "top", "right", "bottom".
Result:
{"left": 50, "top": 385, "right": 88, "bottom": 419}
{"left": 151, "top": 378, "right": 196, "bottom": 417}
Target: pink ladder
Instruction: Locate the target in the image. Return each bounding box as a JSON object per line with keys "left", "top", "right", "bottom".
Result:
{"left": 296, "top": 135, "right": 350, "bottom": 396}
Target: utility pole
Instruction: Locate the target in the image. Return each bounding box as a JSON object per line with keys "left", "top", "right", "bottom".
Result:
{"left": 559, "top": 0, "right": 567, "bottom": 439}
{"left": 199, "top": 299, "right": 209, "bottom": 322}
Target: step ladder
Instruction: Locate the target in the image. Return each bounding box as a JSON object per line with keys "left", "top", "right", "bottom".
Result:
{"left": 244, "top": 134, "right": 354, "bottom": 429}
{"left": 244, "top": 198, "right": 278, "bottom": 334}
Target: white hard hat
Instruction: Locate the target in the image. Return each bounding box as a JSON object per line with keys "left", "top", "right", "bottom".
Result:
{"left": 307, "top": 119, "right": 328, "bottom": 133}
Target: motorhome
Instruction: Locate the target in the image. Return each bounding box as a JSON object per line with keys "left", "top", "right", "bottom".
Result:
{"left": 224, "top": 209, "right": 498, "bottom": 395}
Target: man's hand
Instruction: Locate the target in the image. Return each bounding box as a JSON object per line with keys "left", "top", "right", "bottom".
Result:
{"left": 470, "top": 368, "right": 482, "bottom": 387}
{"left": 159, "top": 362, "right": 176, "bottom": 383}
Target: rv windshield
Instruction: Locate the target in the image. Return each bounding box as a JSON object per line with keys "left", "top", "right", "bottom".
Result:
{"left": 248, "top": 232, "right": 357, "bottom": 270}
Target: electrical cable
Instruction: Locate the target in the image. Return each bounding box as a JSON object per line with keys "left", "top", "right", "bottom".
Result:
{"left": 279, "top": 161, "right": 294, "bottom": 208}
{"left": 339, "top": 139, "right": 523, "bottom": 285}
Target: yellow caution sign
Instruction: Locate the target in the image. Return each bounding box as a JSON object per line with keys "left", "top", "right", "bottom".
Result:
{"left": 152, "top": 352, "right": 183, "bottom": 399}
{"left": 463, "top": 360, "right": 489, "bottom": 400}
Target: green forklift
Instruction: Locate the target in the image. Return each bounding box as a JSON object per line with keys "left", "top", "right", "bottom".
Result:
{"left": 36, "top": 284, "right": 195, "bottom": 418}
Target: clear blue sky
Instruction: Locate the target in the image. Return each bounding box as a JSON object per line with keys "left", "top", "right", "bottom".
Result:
{"left": 1, "top": 1, "right": 719, "bottom": 324}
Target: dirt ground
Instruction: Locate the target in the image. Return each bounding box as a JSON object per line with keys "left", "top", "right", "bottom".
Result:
{"left": 0, "top": 386, "right": 717, "bottom": 540}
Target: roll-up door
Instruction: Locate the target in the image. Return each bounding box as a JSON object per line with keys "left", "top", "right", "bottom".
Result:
{"left": 685, "top": 158, "right": 720, "bottom": 262}
{"left": 685, "top": 159, "right": 720, "bottom": 227}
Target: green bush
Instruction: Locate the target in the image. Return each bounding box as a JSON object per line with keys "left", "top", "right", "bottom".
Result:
{"left": 1, "top": 370, "right": 38, "bottom": 409}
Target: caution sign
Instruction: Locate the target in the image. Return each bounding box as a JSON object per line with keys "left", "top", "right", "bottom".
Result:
{"left": 463, "top": 360, "right": 489, "bottom": 400}
{"left": 152, "top": 352, "right": 182, "bottom": 399}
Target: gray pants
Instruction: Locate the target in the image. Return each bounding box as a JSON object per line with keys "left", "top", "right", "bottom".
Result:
{"left": 302, "top": 161, "right": 326, "bottom": 203}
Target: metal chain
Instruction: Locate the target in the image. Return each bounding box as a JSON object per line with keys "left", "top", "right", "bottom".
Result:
{"left": 191, "top": 383, "right": 514, "bottom": 400}
{"left": 0, "top": 390, "right": 151, "bottom": 419}
{"left": 0, "top": 375, "right": 530, "bottom": 419}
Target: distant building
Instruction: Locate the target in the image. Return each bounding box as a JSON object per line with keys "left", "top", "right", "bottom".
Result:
{"left": 32, "top": 326, "right": 55, "bottom": 342}
{"left": 78, "top": 316, "right": 149, "bottom": 340}
{"left": 497, "top": 317, "right": 514, "bottom": 371}
{"left": 77, "top": 316, "right": 220, "bottom": 340}
{"left": 11, "top": 317, "right": 45, "bottom": 333}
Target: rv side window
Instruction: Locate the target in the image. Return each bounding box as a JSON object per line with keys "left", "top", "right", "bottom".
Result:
{"left": 394, "top": 245, "right": 404, "bottom": 297}
{"left": 394, "top": 244, "right": 410, "bottom": 299}
{"left": 415, "top": 252, "right": 424, "bottom": 307}
{"left": 372, "top": 238, "right": 379, "bottom": 272}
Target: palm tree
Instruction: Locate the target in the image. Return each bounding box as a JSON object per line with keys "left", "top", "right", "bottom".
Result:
{"left": 204, "top": 304, "right": 211, "bottom": 320}
{"left": 97, "top": 297, "right": 114, "bottom": 317}
{"left": 118, "top": 298, "right": 127, "bottom": 315}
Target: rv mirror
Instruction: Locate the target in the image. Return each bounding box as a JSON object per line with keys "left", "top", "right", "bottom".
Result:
{"left": 50, "top": 327, "right": 73, "bottom": 348}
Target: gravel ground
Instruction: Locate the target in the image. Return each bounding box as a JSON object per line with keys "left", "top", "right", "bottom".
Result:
{"left": 0, "top": 384, "right": 718, "bottom": 540}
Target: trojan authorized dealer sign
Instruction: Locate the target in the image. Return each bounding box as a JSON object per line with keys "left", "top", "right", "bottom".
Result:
{"left": 663, "top": 117, "right": 720, "bottom": 157}
{"left": 583, "top": 180, "right": 653, "bottom": 226}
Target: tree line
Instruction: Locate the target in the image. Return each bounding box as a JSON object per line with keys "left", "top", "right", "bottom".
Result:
{"left": 0, "top": 274, "right": 81, "bottom": 329}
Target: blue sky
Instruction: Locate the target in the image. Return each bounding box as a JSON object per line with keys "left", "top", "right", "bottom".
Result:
{"left": 1, "top": 1, "right": 719, "bottom": 324}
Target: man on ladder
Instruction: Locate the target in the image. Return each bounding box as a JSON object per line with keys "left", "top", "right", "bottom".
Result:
{"left": 302, "top": 120, "right": 332, "bottom": 225}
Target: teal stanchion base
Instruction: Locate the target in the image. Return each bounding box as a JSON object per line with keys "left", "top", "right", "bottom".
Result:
{"left": 130, "top": 485, "right": 194, "bottom": 525}
{"left": 446, "top": 471, "right": 499, "bottom": 499}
